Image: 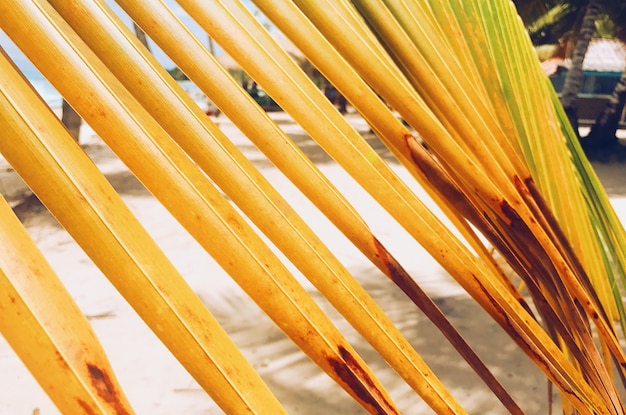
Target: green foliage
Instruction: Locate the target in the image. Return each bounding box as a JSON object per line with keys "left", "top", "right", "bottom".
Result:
{"left": 514, "top": 0, "right": 626, "bottom": 44}
{"left": 167, "top": 66, "right": 189, "bottom": 81}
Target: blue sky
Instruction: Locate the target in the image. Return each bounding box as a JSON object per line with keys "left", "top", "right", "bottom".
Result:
{"left": 0, "top": 0, "right": 265, "bottom": 76}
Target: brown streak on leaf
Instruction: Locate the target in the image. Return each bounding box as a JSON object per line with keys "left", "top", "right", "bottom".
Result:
{"left": 474, "top": 280, "right": 581, "bottom": 402}
{"left": 75, "top": 399, "right": 96, "bottom": 415}
{"left": 327, "top": 346, "right": 398, "bottom": 414}
{"left": 86, "top": 363, "right": 131, "bottom": 415}
{"left": 523, "top": 177, "right": 612, "bottom": 329}
{"left": 405, "top": 134, "right": 479, "bottom": 223}
{"left": 372, "top": 237, "right": 526, "bottom": 414}
{"left": 405, "top": 135, "right": 533, "bottom": 314}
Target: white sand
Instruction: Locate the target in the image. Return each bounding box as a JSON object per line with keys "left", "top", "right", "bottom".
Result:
{"left": 1, "top": 113, "right": 625, "bottom": 414}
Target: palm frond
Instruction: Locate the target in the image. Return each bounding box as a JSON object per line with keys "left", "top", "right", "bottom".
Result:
{"left": 1, "top": 0, "right": 625, "bottom": 414}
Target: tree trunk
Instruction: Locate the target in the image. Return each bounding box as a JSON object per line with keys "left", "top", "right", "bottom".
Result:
{"left": 133, "top": 23, "right": 151, "bottom": 52}
{"left": 61, "top": 24, "right": 151, "bottom": 144}
{"left": 560, "top": 1, "right": 601, "bottom": 137}
{"left": 208, "top": 35, "right": 215, "bottom": 56}
{"left": 61, "top": 99, "right": 81, "bottom": 142}
{"left": 584, "top": 70, "right": 626, "bottom": 149}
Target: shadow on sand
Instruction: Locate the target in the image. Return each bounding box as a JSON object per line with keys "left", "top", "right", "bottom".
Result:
{"left": 11, "top": 127, "right": 397, "bottom": 225}
{"left": 10, "top": 117, "right": 625, "bottom": 413}
{"left": 199, "top": 266, "right": 558, "bottom": 414}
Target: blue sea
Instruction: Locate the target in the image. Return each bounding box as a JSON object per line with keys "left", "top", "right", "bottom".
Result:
{"left": 25, "top": 73, "right": 63, "bottom": 109}
{"left": 24, "top": 73, "right": 209, "bottom": 112}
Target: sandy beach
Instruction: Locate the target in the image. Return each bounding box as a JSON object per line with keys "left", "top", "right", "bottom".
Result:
{"left": 1, "top": 111, "right": 625, "bottom": 414}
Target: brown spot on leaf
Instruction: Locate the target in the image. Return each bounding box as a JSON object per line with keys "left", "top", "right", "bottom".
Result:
{"left": 75, "top": 398, "right": 96, "bottom": 415}
{"left": 327, "top": 346, "right": 398, "bottom": 414}
{"left": 86, "top": 363, "right": 131, "bottom": 415}
{"left": 499, "top": 199, "right": 527, "bottom": 229}
{"left": 371, "top": 237, "right": 434, "bottom": 309}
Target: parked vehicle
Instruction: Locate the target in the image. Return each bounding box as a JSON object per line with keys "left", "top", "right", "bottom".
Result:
{"left": 546, "top": 38, "right": 626, "bottom": 127}
{"left": 550, "top": 68, "right": 625, "bottom": 126}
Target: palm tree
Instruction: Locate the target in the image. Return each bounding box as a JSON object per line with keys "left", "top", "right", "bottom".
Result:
{"left": 584, "top": 70, "right": 626, "bottom": 152}
{"left": 515, "top": 0, "right": 587, "bottom": 46}
{"left": 559, "top": 0, "right": 602, "bottom": 135}
{"left": 1, "top": 0, "right": 626, "bottom": 414}
{"left": 584, "top": 6, "right": 626, "bottom": 152}
{"left": 58, "top": 22, "right": 152, "bottom": 144}
{"left": 60, "top": 99, "right": 81, "bottom": 142}
{"left": 132, "top": 22, "right": 151, "bottom": 52}
{"left": 514, "top": 0, "right": 602, "bottom": 135}
{"left": 515, "top": 0, "right": 626, "bottom": 147}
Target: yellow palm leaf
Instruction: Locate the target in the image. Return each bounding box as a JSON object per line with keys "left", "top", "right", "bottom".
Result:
{"left": 0, "top": 42, "right": 287, "bottom": 414}
{"left": 1, "top": 0, "right": 625, "bottom": 413}
{"left": 0, "top": 191, "right": 134, "bottom": 415}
